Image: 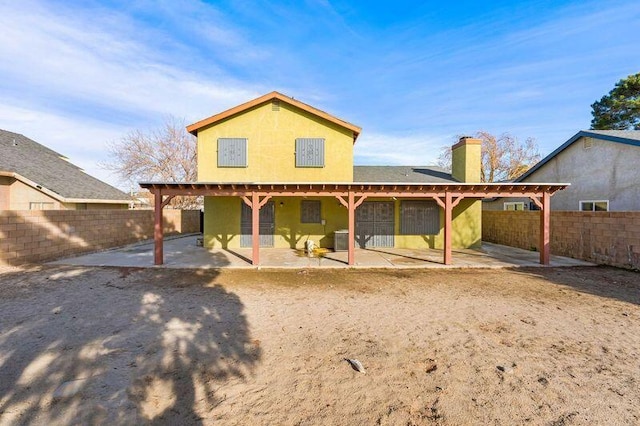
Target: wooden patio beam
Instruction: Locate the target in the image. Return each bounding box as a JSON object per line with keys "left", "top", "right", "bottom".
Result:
{"left": 444, "top": 192, "right": 453, "bottom": 265}
{"left": 251, "top": 192, "right": 260, "bottom": 266}
{"left": 153, "top": 189, "right": 164, "bottom": 265}
{"left": 540, "top": 192, "right": 551, "bottom": 265}
{"left": 348, "top": 191, "right": 355, "bottom": 266}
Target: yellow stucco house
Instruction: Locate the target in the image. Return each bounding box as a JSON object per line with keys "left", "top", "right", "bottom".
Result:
{"left": 186, "top": 92, "right": 483, "bottom": 253}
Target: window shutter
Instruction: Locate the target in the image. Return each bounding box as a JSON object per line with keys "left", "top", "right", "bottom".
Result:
{"left": 218, "top": 138, "right": 247, "bottom": 167}
{"left": 301, "top": 200, "right": 321, "bottom": 223}
{"left": 295, "top": 138, "right": 325, "bottom": 167}
{"left": 401, "top": 201, "right": 439, "bottom": 235}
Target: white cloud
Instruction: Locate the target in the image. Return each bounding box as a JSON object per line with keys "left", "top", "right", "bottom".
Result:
{"left": 354, "top": 132, "right": 452, "bottom": 166}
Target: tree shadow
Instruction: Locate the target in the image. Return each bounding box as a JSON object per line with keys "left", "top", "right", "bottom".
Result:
{"left": 0, "top": 265, "right": 260, "bottom": 424}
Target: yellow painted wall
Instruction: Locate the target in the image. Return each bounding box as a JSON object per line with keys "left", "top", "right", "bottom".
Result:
{"left": 451, "top": 138, "right": 482, "bottom": 183}
{"left": 204, "top": 195, "right": 348, "bottom": 249}
{"left": 197, "top": 101, "right": 354, "bottom": 182}
{"left": 204, "top": 196, "right": 481, "bottom": 250}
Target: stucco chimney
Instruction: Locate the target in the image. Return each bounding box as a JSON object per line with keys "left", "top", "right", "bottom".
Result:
{"left": 451, "top": 136, "right": 482, "bottom": 182}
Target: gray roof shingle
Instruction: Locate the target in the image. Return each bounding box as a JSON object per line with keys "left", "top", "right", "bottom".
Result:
{"left": 0, "top": 129, "right": 130, "bottom": 202}
{"left": 353, "top": 166, "right": 457, "bottom": 183}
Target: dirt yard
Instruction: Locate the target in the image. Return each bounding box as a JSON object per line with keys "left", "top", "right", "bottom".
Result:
{"left": 0, "top": 265, "right": 638, "bottom": 425}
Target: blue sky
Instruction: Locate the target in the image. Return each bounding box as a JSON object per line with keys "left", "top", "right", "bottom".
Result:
{"left": 1, "top": 0, "right": 639, "bottom": 189}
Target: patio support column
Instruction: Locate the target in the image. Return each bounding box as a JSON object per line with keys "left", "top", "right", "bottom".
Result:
{"left": 539, "top": 191, "right": 551, "bottom": 265}
{"left": 444, "top": 192, "right": 453, "bottom": 265}
{"left": 154, "top": 189, "right": 163, "bottom": 265}
{"left": 347, "top": 191, "right": 355, "bottom": 266}
{"left": 251, "top": 192, "right": 260, "bottom": 266}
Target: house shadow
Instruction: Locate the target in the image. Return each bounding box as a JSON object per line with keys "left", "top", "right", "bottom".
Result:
{"left": 507, "top": 266, "right": 640, "bottom": 306}
{"left": 0, "top": 265, "right": 261, "bottom": 424}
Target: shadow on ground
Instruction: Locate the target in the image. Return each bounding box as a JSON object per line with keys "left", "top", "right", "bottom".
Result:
{"left": 0, "top": 264, "right": 261, "bottom": 424}
{"left": 506, "top": 266, "right": 640, "bottom": 306}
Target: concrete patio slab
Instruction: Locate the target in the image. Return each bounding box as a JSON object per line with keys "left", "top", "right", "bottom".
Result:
{"left": 50, "top": 235, "right": 595, "bottom": 269}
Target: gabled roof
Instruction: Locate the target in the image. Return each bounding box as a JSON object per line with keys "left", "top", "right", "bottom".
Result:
{"left": 0, "top": 129, "right": 131, "bottom": 203}
{"left": 516, "top": 130, "right": 640, "bottom": 182}
{"left": 186, "top": 91, "right": 362, "bottom": 141}
{"left": 353, "top": 166, "right": 458, "bottom": 183}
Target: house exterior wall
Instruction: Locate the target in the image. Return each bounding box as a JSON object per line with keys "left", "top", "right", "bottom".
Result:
{"left": 484, "top": 136, "right": 640, "bottom": 211}
{"left": 197, "top": 101, "right": 355, "bottom": 183}
{"left": 0, "top": 176, "right": 128, "bottom": 211}
{"left": 204, "top": 196, "right": 348, "bottom": 249}
{"left": 0, "top": 176, "right": 11, "bottom": 210}
{"left": 9, "top": 179, "right": 62, "bottom": 210}
{"left": 204, "top": 196, "right": 482, "bottom": 250}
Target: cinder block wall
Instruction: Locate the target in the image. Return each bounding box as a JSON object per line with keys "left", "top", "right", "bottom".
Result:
{"left": 0, "top": 210, "right": 201, "bottom": 266}
{"left": 483, "top": 211, "right": 640, "bottom": 270}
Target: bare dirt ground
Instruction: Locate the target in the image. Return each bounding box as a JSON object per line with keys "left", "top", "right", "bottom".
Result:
{"left": 0, "top": 265, "right": 639, "bottom": 425}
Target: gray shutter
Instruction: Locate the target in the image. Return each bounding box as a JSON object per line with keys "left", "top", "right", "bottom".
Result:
{"left": 218, "top": 138, "right": 247, "bottom": 167}
{"left": 401, "top": 201, "right": 439, "bottom": 235}
{"left": 301, "top": 200, "right": 321, "bottom": 223}
{"left": 295, "top": 138, "right": 324, "bottom": 167}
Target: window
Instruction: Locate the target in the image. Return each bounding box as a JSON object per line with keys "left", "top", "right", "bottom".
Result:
{"left": 218, "top": 138, "right": 247, "bottom": 167}
{"left": 295, "top": 138, "right": 324, "bottom": 167}
{"left": 504, "top": 202, "right": 525, "bottom": 211}
{"left": 301, "top": 200, "right": 321, "bottom": 223}
{"left": 401, "top": 200, "right": 439, "bottom": 235}
{"left": 29, "top": 202, "right": 54, "bottom": 210}
{"left": 580, "top": 200, "right": 609, "bottom": 211}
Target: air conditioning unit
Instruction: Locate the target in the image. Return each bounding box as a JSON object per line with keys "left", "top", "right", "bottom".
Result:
{"left": 334, "top": 230, "right": 349, "bottom": 251}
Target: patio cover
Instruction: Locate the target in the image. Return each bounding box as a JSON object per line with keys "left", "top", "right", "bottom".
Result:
{"left": 139, "top": 182, "right": 569, "bottom": 267}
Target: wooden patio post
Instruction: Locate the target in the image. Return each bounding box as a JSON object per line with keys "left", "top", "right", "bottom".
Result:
{"left": 540, "top": 191, "right": 551, "bottom": 265}
{"left": 251, "top": 192, "right": 260, "bottom": 266}
{"left": 154, "top": 189, "right": 163, "bottom": 265}
{"left": 347, "top": 191, "right": 355, "bottom": 266}
{"left": 444, "top": 192, "right": 453, "bottom": 265}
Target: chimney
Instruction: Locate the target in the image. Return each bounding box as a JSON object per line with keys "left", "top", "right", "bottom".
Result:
{"left": 451, "top": 136, "right": 481, "bottom": 182}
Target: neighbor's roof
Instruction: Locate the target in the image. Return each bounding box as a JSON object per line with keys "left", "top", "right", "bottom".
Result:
{"left": 0, "top": 129, "right": 131, "bottom": 203}
{"left": 186, "top": 91, "right": 362, "bottom": 141}
{"left": 516, "top": 130, "right": 640, "bottom": 182}
{"left": 354, "top": 166, "right": 457, "bottom": 183}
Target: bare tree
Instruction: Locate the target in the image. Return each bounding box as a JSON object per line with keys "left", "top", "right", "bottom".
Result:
{"left": 437, "top": 131, "right": 541, "bottom": 182}
{"left": 103, "top": 116, "right": 200, "bottom": 209}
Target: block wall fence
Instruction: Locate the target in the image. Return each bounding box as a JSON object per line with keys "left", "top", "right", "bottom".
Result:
{"left": 0, "top": 209, "right": 200, "bottom": 266}
{"left": 482, "top": 211, "right": 640, "bottom": 270}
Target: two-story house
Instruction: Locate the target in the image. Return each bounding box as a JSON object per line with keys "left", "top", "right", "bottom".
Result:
{"left": 142, "top": 92, "right": 567, "bottom": 266}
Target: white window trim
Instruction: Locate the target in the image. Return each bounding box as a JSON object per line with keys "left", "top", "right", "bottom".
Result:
{"left": 579, "top": 200, "right": 609, "bottom": 211}
{"left": 503, "top": 202, "right": 525, "bottom": 211}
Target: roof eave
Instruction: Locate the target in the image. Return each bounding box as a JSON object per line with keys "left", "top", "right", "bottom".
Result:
{"left": 186, "top": 91, "right": 362, "bottom": 141}
{"left": 0, "top": 171, "right": 130, "bottom": 205}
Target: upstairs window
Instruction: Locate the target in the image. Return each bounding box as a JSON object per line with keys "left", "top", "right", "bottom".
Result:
{"left": 295, "top": 138, "right": 325, "bottom": 167}
{"left": 580, "top": 200, "right": 608, "bottom": 211}
{"left": 218, "top": 138, "right": 247, "bottom": 167}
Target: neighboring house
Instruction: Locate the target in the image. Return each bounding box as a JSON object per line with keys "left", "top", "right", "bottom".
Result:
{"left": 187, "top": 91, "right": 482, "bottom": 251}
{"left": 0, "top": 129, "right": 131, "bottom": 210}
{"left": 484, "top": 130, "right": 640, "bottom": 212}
